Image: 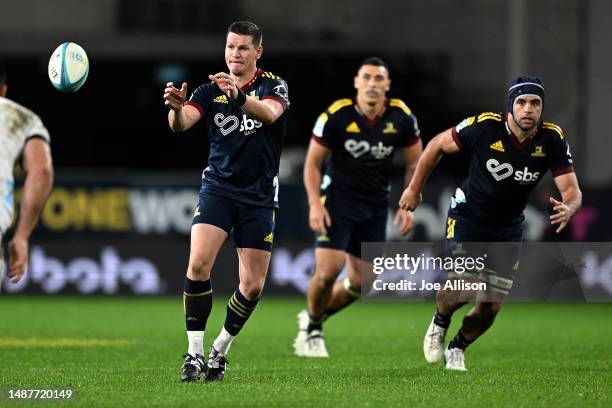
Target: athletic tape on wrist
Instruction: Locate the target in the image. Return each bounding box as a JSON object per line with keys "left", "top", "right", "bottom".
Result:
{"left": 234, "top": 89, "right": 247, "bottom": 106}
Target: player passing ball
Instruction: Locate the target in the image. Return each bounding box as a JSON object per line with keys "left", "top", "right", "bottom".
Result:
{"left": 163, "top": 21, "right": 290, "bottom": 382}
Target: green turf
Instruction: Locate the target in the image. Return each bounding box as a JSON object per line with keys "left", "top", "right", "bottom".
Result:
{"left": 0, "top": 297, "right": 610, "bottom": 407}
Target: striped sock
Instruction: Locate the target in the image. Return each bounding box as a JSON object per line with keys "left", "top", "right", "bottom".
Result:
{"left": 183, "top": 277, "right": 213, "bottom": 332}
{"left": 223, "top": 289, "right": 259, "bottom": 336}
{"left": 183, "top": 277, "right": 213, "bottom": 356}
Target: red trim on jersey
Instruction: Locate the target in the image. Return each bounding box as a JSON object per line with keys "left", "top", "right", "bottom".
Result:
{"left": 552, "top": 166, "right": 575, "bottom": 177}
{"left": 451, "top": 127, "right": 464, "bottom": 150}
{"left": 240, "top": 68, "right": 264, "bottom": 92}
{"left": 355, "top": 98, "right": 388, "bottom": 127}
{"left": 262, "top": 95, "right": 288, "bottom": 111}
{"left": 405, "top": 135, "right": 421, "bottom": 147}
{"left": 184, "top": 101, "right": 204, "bottom": 116}
{"left": 311, "top": 134, "right": 331, "bottom": 147}
{"left": 504, "top": 113, "right": 539, "bottom": 150}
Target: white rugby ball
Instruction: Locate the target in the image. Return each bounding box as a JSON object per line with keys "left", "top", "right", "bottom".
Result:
{"left": 48, "top": 42, "right": 89, "bottom": 93}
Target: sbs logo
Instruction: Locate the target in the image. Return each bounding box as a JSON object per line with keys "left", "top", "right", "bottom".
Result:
{"left": 214, "top": 113, "right": 239, "bottom": 136}
{"left": 214, "top": 113, "right": 262, "bottom": 136}
{"left": 344, "top": 139, "right": 394, "bottom": 159}
{"left": 486, "top": 159, "right": 540, "bottom": 183}
{"left": 239, "top": 114, "right": 262, "bottom": 135}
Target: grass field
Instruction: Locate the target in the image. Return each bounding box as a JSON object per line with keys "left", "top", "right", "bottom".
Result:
{"left": 0, "top": 297, "right": 610, "bottom": 407}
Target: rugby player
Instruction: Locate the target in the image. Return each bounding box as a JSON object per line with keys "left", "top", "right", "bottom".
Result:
{"left": 399, "top": 76, "right": 581, "bottom": 370}
{"left": 0, "top": 63, "right": 54, "bottom": 289}
{"left": 163, "top": 21, "right": 290, "bottom": 381}
{"left": 294, "top": 57, "right": 422, "bottom": 357}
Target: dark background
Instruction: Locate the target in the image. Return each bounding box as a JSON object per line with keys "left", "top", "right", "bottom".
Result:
{"left": 2, "top": 0, "right": 612, "bottom": 296}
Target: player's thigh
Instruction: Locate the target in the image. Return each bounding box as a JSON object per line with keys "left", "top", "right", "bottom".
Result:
{"left": 442, "top": 213, "right": 487, "bottom": 301}
{"left": 188, "top": 193, "right": 232, "bottom": 277}
{"left": 233, "top": 205, "right": 275, "bottom": 252}
{"left": 314, "top": 197, "right": 354, "bottom": 254}
{"left": 478, "top": 241, "right": 520, "bottom": 299}
{"left": 348, "top": 206, "right": 387, "bottom": 260}
{"left": 188, "top": 223, "right": 228, "bottom": 279}
{"left": 192, "top": 192, "right": 234, "bottom": 233}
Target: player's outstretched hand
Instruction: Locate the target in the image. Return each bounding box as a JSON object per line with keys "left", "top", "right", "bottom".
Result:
{"left": 7, "top": 236, "right": 28, "bottom": 283}
{"left": 394, "top": 209, "right": 414, "bottom": 236}
{"left": 549, "top": 196, "right": 572, "bottom": 233}
{"left": 399, "top": 186, "right": 422, "bottom": 211}
{"left": 309, "top": 202, "right": 332, "bottom": 235}
{"left": 164, "top": 82, "right": 188, "bottom": 111}
{"left": 209, "top": 73, "right": 238, "bottom": 100}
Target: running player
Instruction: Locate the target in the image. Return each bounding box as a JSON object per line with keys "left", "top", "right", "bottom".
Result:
{"left": 294, "top": 57, "right": 422, "bottom": 357}
{"left": 0, "top": 63, "right": 54, "bottom": 289}
{"left": 399, "top": 75, "right": 581, "bottom": 370}
{"left": 163, "top": 21, "right": 290, "bottom": 381}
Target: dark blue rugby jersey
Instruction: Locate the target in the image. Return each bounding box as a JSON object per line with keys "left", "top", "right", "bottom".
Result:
{"left": 312, "top": 98, "right": 420, "bottom": 206}
{"left": 185, "top": 68, "right": 289, "bottom": 208}
{"left": 450, "top": 112, "right": 574, "bottom": 225}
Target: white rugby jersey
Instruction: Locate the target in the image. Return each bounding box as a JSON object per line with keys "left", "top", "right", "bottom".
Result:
{"left": 0, "top": 96, "right": 50, "bottom": 233}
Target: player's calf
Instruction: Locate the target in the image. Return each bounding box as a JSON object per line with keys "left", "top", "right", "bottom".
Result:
{"left": 460, "top": 302, "right": 502, "bottom": 342}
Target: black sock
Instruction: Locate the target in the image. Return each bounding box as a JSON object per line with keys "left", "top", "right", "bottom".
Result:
{"left": 183, "top": 277, "right": 213, "bottom": 331}
{"left": 223, "top": 289, "right": 259, "bottom": 336}
{"left": 307, "top": 312, "right": 325, "bottom": 333}
{"left": 448, "top": 331, "right": 472, "bottom": 351}
{"left": 324, "top": 307, "right": 339, "bottom": 319}
{"left": 433, "top": 310, "right": 451, "bottom": 329}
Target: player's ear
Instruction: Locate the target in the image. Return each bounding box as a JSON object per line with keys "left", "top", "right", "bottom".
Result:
{"left": 354, "top": 76, "right": 359, "bottom": 90}
{"left": 0, "top": 84, "right": 7, "bottom": 97}
{"left": 256, "top": 46, "right": 263, "bottom": 60}
{"left": 386, "top": 78, "right": 391, "bottom": 92}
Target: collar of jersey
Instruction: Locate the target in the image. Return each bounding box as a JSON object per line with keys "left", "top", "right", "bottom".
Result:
{"left": 239, "top": 68, "right": 264, "bottom": 92}
{"left": 353, "top": 97, "right": 389, "bottom": 127}
{"left": 504, "top": 113, "right": 541, "bottom": 150}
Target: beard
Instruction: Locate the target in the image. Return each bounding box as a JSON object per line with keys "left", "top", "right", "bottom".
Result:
{"left": 512, "top": 114, "right": 538, "bottom": 132}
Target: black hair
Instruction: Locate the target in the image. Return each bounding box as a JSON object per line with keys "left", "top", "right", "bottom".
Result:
{"left": 227, "top": 21, "right": 262, "bottom": 47}
{"left": 358, "top": 57, "right": 390, "bottom": 76}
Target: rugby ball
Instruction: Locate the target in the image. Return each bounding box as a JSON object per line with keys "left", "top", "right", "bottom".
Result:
{"left": 48, "top": 42, "right": 89, "bottom": 93}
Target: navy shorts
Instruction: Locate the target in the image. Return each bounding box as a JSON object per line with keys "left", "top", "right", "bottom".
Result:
{"left": 315, "top": 194, "right": 387, "bottom": 260}
{"left": 444, "top": 208, "right": 523, "bottom": 294}
{"left": 193, "top": 192, "right": 276, "bottom": 252}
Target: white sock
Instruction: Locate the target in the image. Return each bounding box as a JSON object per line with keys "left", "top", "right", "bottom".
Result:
{"left": 212, "top": 327, "right": 235, "bottom": 355}
{"left": 187, "top": 331, "right": 204, "bottom": 357}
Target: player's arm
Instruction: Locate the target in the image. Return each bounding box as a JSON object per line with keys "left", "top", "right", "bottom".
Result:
{"left": 209, "top": 73, "right": 285, "bottom": 125}
{"left": 8, "top": 138, "right": 53, "bottom": 283}
{"left": 164, "top": 82, "right": 202, "bottom": 132}
{"left": 399, "top": 128, "right": 459, "bottom": 210}
{"left": 394, "top": 139, "right": 424, "bottom": 235}
{"left": 401, "top": 140, "right": 423, "bottom": 188}
{"left": 240, "top": 97, "right": 284, "bottom": 125}
{"left": 550, "top": 172, "right": 582, "bottom": 233}
{"left": 304, "top": 139, "right": 332, "bottom": 235}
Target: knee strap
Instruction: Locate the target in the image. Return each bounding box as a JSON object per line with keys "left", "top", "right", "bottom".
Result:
{"left": 343, "top": 277, "right": 361, "bottom": 298}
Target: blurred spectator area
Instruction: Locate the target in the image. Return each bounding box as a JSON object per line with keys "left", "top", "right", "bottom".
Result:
{"left": 0, "top": 0, "right": 610, "bottom": 187}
